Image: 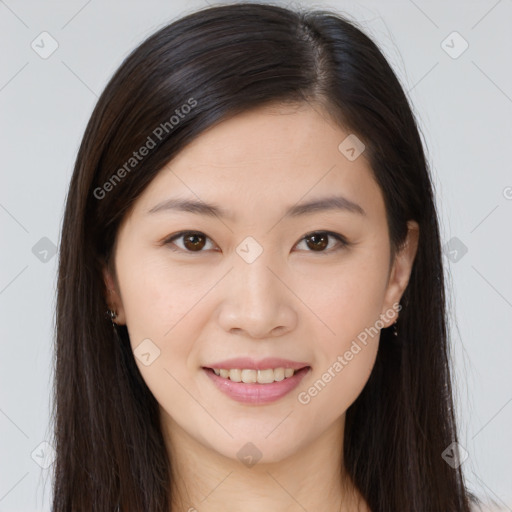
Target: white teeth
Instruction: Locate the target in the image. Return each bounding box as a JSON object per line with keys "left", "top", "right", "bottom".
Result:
{"left": 258, "top": 368, "right": 277, "bottom": 383}
{"left": 229, "top": 369, "right": 242, "bottom": 382}
{"left": 273, "top": 368, "right": 285, "bottom": 381}
{"left": 211, "top": 367, "right": 300, "bottom": 383}
{"left": 241, "top": 369, "right": 257, "bottom": 383}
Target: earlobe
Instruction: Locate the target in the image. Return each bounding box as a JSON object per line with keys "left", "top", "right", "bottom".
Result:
{"left": 381, "top": 220, "right": 420, "bottom": 326}
{"left": 102, "top": 265, "right": 126, "bottom": 325}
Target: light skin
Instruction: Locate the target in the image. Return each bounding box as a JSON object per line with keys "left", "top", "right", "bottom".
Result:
{"left": 103, "top": 102, "right": 419, "bottom": 512}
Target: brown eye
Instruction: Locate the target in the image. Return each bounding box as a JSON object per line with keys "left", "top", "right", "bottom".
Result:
{"left": 295, "top": 231, "right": 348, "bottom": 254}
{"left": 164, "top": 230, "right": 348, "bottom": 255}
{"left": 305, "top": 232, "right": 329, "bottom": 251}
{"left": 182, "top": 233, "right": 206, "bottom": 251}
{"left": 165, "top": 231, "right": 215, "bottom": 252}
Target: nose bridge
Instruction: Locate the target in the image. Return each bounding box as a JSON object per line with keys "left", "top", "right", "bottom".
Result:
{"left": 218, "top": 236, "right": 296, "bottom": 337}
{"left": 235, "top": 239, "right": 283, "bottom": 309}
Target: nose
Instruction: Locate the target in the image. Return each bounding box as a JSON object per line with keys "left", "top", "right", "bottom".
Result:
{"left": 217, "top": 251, "right": 298, "bottom": 339}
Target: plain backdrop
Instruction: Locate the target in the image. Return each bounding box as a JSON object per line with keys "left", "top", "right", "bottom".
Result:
{"left": 0, "top": 0, "right": 511, "bottom": 510}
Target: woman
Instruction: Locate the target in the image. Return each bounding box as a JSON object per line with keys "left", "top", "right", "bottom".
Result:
{"left": 52, "top": 2, "right": 481, "bottom": 510}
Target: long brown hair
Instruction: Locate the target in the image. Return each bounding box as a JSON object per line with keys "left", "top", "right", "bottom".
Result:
{"left": 52, "top": 3, "right": 479, "bottom": 510}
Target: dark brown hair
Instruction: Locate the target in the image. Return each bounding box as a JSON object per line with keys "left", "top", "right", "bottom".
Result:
{"left": 52, "top": 2, "right": 479, "bottom": 510}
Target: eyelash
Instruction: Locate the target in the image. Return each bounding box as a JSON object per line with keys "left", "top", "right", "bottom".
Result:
{"left": 162, "top": 230, "right": 349, "bottom": 255}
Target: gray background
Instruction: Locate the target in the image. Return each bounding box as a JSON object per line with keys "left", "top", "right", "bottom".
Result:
{"left": 1, "top": 0, "right": 511, "bottom": 510}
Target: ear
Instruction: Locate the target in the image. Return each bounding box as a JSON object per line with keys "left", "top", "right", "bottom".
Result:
{"left": 102, "top": 264, "right": 126, "bottom": 325}
{"left": 380, "top": 220, "right": 420, "bottom": 326}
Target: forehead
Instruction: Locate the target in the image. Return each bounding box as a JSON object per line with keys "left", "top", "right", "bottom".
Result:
{"left": 131, "top": 103, "right": 385, "bottom": 224}
{"left": 170, "top": 102, "right": 350, "bottom": 170}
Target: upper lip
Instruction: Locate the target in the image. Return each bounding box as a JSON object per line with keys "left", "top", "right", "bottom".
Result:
{"left": 204, "top": 357, "right": 310, "bottom": 371}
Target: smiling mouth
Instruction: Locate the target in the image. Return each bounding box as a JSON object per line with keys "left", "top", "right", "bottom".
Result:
{"left": 203, "top": 366, "right": 310, "bottom": 384}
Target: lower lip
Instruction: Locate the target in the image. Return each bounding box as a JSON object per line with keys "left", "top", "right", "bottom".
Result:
{"left": 202, "top": 367, "right": 311, "bottom": 404}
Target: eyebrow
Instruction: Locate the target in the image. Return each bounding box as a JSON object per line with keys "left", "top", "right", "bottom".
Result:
{"left": 146, "top": 195, "right": 366, "bottom": 220}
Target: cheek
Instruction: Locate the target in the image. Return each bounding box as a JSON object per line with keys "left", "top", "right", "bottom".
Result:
{"left": 115, "top": 252, "right": 201, "bottom": 368}
{"left": 297, "top": 251, "right": 390, "bottom": 343}
{"left": 301, "top": 338, "right": 379, "bottom": 423}
{"left": 116, "top": 257, "right": 204, "bottom": 409}
{"left": 295, "top": 250, "right": 387, "bottom": 408}
{"left": 302, "top": 284, "right": 382, "bottom": 417}
{"left": 117, "top": 248, "right": 196, "bottom": 327}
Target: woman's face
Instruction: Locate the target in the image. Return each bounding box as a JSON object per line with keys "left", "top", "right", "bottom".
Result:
{"left": 104, "top": 102, "right": 418, "bottom": 464}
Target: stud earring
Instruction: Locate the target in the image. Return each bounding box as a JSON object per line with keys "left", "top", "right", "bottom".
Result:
{"left": 105, "top": 308, "right": 118, "bottom": 328}
{"left": 392, "top": 316, "right": 399, "bottom": 336}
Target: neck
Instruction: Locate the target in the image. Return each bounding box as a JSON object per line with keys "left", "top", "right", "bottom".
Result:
{"left": 161, "top": 411, "right": 368, "bottom": 512}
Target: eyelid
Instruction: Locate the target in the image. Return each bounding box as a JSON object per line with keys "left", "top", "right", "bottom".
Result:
{"left": 163, "top": 230, "right": 349, "bottom": 254}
